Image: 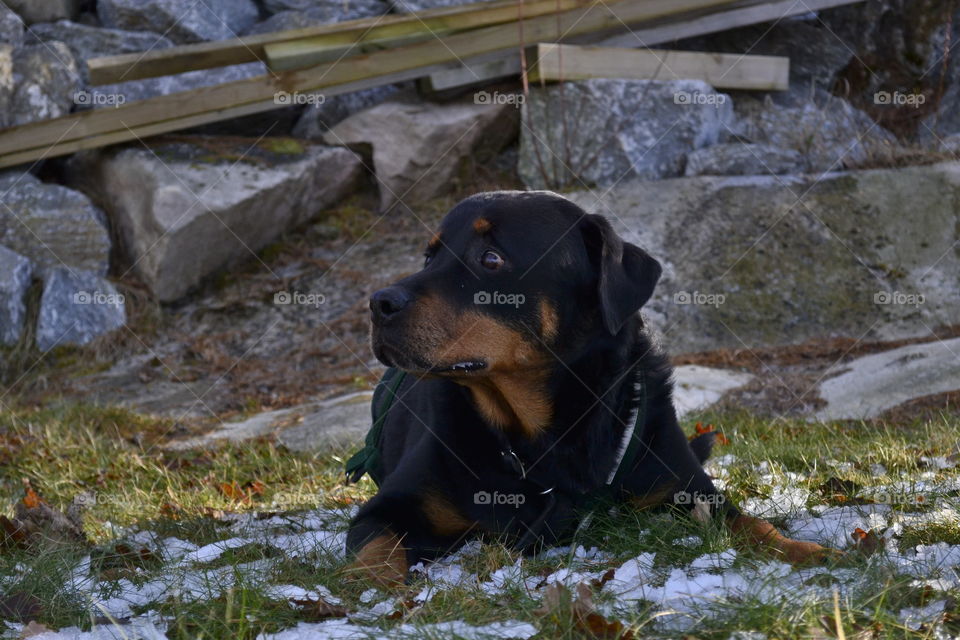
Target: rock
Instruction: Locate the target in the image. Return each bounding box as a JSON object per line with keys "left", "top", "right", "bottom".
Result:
{"left": 672, "top": 365, "right": 753, "bottom": 418}
{"left": 76, "top": 138, "right": 363, "bottom": 302}
{"left": 2, "top": 0, "right": 78, "bottom": 24}
{"left": 941, "top": 133, "right": 960, "bottom": 154}
{"left": 166, "top": 391, "right": 374, "bottom": 450}
{"left": 324, "top": 96, "right": 519, "bottom": 210}
{"left": 25, "top": 20, "right": 174, "bottom": 83}
{"left": 36, "top": 267, "right": 126, "bottom": 351}
{"left": 730, "top": 90, "right": 897, "bottom": 173}
{"left": 259, "top": 0, "right": 387, "bottom": 22}
{"left": 0, "top": 245, "right": 33, "bottom": 345}
{"left": 9, "top": 42, "right": 79, "bottom": 127}
{"left": 566, "top": 161, "right": 960, "bottom": 352}
{"left": 97, "top": 0, "right": 259, "bottom": 44}
{"left": 684, "top": 143, "right": 803, "bottom": 177}
{"left": 814, "top": 338, "right": 960, "bottom": 421}
{"left": 518, "top": 79, "right": 734, "bottom": 189}
{"left": 292, "top": 84, "right": 407, "bottom": 137}
{"left": 391, "top": 0, "right": 477, "bottom": 12}
{"left": 0, "top": 45, "right": 13, "bottom": 124}
{"left": 0, "top": 172, "right": 110, "bottom": 276}
{"left": 0, "top": 3, "right": 24, "bottom": 49}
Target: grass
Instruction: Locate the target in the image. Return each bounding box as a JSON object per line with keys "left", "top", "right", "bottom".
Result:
{"left": 1, "top": 403, "right": 958, "bottom": 639}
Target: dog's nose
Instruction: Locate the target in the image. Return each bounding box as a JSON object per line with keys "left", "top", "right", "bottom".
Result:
{"left": 370, "top": 286, "right": 412, "bottom": 322}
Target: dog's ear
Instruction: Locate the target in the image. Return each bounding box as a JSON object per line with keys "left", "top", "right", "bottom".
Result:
{"left": 580, "top": 214, "right": 662, "bottom": 335}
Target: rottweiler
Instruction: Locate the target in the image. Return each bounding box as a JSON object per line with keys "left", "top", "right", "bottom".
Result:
{"left": 345, "top": 190, "right": 837, "bottom": 586}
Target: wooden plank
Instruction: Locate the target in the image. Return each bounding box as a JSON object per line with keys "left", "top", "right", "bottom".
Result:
{"left": 527, "top": 43, "right": 789, "bottom": 90}
{"left": 263, "top": 0, "right": 593, "bottom": 72}
{"left": 424, "top": 0, "right": 863, "bottom": 91}
{"left": 0, "top": 0, "right": 742, "bottom": 163}
{"left": 87, "top": 0, "right": 591, "bottom": 85}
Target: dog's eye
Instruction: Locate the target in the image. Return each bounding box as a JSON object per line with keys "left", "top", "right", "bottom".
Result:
{"left": 479, "top": 250, "right": 504, "bottom": 271}
{"left": 423, "top": 253, "right": 433, "bottom": 267}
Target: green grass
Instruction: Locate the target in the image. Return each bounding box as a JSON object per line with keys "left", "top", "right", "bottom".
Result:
{"left": 1, "top": 403, "right": 959, "bottom": 638}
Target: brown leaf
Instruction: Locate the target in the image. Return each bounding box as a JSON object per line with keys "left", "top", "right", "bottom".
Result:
{"left": 290, "top": 597, "right": 348, "bottom": 621}
{"left": 591, "top": 568, "right": 616, "bottom": 589}
{"left": 19, "top": 620, "right": 52, "bottom": 639}
{"left": 534, "top": 582, "right": 632, "bottom": 639}
{"left": 850, "top": 527, "right": 886, "bottom": 555}
{"left": 3, "top": 486, "right": 86, "bottom": 549}
{"left": 22, "top": 488, "right": 42, "bottom": 509}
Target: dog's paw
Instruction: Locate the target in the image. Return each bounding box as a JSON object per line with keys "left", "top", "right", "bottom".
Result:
{"left": 343, "top": 533, "right": 408, "bottom": 589}
{"left": 779, "top": 539, "right": 845, "bottom": 566}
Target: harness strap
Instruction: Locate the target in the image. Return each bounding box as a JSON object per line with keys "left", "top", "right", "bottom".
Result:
{"left": 344, "top": 368, "right": 406, "bottom": 486}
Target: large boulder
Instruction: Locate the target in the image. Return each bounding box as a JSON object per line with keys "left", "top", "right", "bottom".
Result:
{"left": 1, "top": 0, "right": 78, "bottom": 24}
{"left": 567, "top": 161, "right": 960, "bottom": 352}
{"left": 9, "top": 42, "right": 79, "bottom": 127}
{"left": 74, "top": 138, "right": 363, "bottom": 302}
{"left": 259, "top": 0, "right": 387, "bottom": 21}
{"left": 292, "top": 84, "right": 407, "bottom": 138}
{"left": 97, "top": 0, "right": 259, "bottom": 44}
{"left": 684, "top": 143, "right": 803, "bottom": 177}
{"left": 0, "top": 172, "right": 110, "bottom": 276}
{"left": 0, "top": 245, "right": 33, "bottom": 345}
{"left": 36, "top": 267, "right": 126, "bottom": 351}
{"left": 324, "top": 96, "right": 519, "bottom": 210}
{"left": 0, "top": 4, "right": 24, "bottom": 49}
{"left": 518, "top": 79, "right": 734, "bottom": 189}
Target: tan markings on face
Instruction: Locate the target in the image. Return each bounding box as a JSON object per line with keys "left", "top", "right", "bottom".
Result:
{"left": 407, "top": 294, "right": 553, "bottom": 437}
{"left": 729, "top": 514, "right": 842, "bottom": 565}
{"left": 427, "top": 232, "right": 442, "bottom": 251}
{"left": 421, "top": 492, "right": 474, "bottom": 536}
{"left": 538, "top": 299, "right": 559, "bottom": 344}
{"left": 473, "top": 217, "right": 492, "bottom": 234}
{"left": 347, "top": 532, "right": 408, "bottom": 587}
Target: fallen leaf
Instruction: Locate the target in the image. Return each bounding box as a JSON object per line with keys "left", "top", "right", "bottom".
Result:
{"left": 290, "top": 597, "right": 348, "bottom": 621}
{"left": 850, "top": 527, "right": 885, "bottom": 556}
{"left": 534, "top": 582, "right": 632, "bottom": 639}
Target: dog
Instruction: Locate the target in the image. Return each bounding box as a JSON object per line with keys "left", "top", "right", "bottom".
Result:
{"left": 344, "top": 190, "right": 837, "bottom": 586}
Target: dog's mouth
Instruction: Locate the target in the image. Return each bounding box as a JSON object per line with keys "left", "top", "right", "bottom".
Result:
{"left": 430, "top": 360, "right": 488, "bottom": 374}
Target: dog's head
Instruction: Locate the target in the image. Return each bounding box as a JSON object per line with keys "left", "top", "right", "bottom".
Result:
{"left": 369, "top": 191, "right": 661, "bottom": 379}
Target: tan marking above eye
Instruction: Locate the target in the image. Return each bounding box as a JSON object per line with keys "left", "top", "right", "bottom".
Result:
{"left": 427, "top": 232, "right": 442, "bottom": 250}
{"left": 473, "top": 217, "right": 493, "bottom": 234}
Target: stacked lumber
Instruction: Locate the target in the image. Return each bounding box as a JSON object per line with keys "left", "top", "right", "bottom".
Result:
{"left": 0, "top": 0, "right": 864, "bottom": 169}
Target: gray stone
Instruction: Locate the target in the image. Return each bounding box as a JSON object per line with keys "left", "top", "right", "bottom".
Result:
{"left": 259, "top": 0, "right": 387, "bottom": 21}
{"left": 92, "top": 62, "right": 265, "bottom": 107}
{"left": 566, "top": 161, "right": 960, "bottom": 352}
{"left": 518, "top": 79, "right": 734, "bottom": 190}
{"left": 391, "top": 0, "right": 477, "bottom": 12}
{"left": 97, "top": 0, "right": 259, "bottom": 44}
{"left": 324, "top": 96, "right": 519, "bottom": 210}
{"left": 25, "top": 20, "right": 173, "bottom": 83}
{"left": 9, "top": 42, "right": 79, "bottom": 127}
{"left": 0, "top": 44, "right": 13, "bottom": 124}
{"left": 0, "top": 245, "right": 33, "bottom": 345}
{"left": 292, "top": 83, "right": 407, "bottom": 137}
{"left": 77, "top": 138, "right": 363, "bottom": 302}
{"left": 2, "top": 0, "right": 78, "bottom": 24}
{"left": 814, "top": 338, "right": 960, "bottom": 421}
{"left": 685, "top": 143, "right": 804, "bottom": 177}
{"left": 672, "top": 365, "right": 753, "bottom": 418}
{"left": 0, "top": 3, "right": 24, "bottom": 48}
{"left": 0, "top": 172, "right": 110, "bottom": 276}
{"left": 36, "top": 267, "right": 126, "bottom": 351}
{"left": 167, "top": 391, "right": 374, "bottom": 450}
{"left": 730, "top": 91, "right": 897, "bottom": 173}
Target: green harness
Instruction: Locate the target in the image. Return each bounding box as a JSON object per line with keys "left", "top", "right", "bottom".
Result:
{"left": 345, "top": 368, "right": 648, "bottom": 497}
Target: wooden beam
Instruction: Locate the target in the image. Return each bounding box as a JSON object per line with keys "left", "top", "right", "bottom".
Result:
{"left": 424, "top": 0, "right": 863, "bottom": 91}
{"left": 262, "top": 0, "right": 593, "bottom": 72}
{"left": 0, "top": 0, "right": 743, "bottom": 165}
{"left": 87, "top": 0, "right": 592, "bottom": 85}
{"left": 527, "top": 43, "right": 789, "bottom": 90}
